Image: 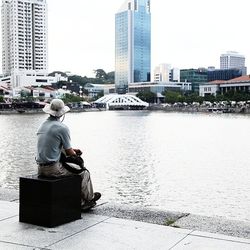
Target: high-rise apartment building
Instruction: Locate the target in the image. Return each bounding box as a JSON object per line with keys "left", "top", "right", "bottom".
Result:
{"left": 1, "top": 0, "right": 48, "bottom": 87}
{"left": 220, "top": 51, "right": 246, "bottom": 75}
{"left": 115, "top": 0, "right": 151, "bottom": 93}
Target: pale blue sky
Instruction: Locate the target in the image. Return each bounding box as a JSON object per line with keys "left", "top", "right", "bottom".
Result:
{"left": 1, "top": 0, "right": 250, "bottom": 77}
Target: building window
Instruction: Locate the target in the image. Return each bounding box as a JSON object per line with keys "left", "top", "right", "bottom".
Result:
{"left": 134, "top": 0, "right": 137, "bottom": 10}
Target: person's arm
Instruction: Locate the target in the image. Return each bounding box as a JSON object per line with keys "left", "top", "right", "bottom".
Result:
{"left": 65, "top": 148, "right": 77, "bottom": 156}
{"left": 65, "top": 148, "right": 82, "bottom": 156}
{"left": 61, "top": 126, "right": 82, "bottom": 156}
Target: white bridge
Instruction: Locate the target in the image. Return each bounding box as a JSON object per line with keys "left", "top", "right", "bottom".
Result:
{"left": 94, "top": 94, "right": 149, "bottom": 110}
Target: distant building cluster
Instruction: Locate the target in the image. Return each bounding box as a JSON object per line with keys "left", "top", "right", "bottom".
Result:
{"left": 113, "top": 0, "right": 248, "bottom": 100}
{"left": 0, "top": 0, "right": 249, "bottom": 103}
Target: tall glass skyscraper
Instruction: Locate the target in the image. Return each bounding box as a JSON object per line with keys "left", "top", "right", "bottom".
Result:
{"left": 115, "top": 0, "right": 151, "bottom": 93}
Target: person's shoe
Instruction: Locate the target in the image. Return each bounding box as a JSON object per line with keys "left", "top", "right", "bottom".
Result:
{"left": 91, "top": 192, "right": 101, "bottom": 202}
{"left": 81, "top": 200, "right": 96, "bottom": 212}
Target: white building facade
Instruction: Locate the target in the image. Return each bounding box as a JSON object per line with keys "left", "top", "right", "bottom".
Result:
{"left": 1, "top": 0, "right": 48, "bottom": 87}
{"left": 154, "top": 63, "right": 180, "bottom": 82}
{"left": 154, "top": 64, "right": 171, "bottom": 82}
{"left": 220, "top": 51, "right": 246, "bottom": 75}
{"left": 199, "top": 84, "right": 219, "bottom": 97}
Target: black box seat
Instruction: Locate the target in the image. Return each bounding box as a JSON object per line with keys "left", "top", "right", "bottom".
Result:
{"left": 19, "top": 175, "right": 81, "bottom": 227}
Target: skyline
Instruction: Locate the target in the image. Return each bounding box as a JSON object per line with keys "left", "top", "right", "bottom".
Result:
{"left": 0, "top": 0, "right": 249, "bottom": 78}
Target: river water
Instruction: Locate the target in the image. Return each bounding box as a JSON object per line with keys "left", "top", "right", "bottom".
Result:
{"left": 0, "top": 111, "right": 249, "bottom": 222}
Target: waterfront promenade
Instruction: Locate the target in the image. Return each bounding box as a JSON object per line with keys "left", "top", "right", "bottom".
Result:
{"left": 0, "top": 188, "right": 249, "bottom": 249}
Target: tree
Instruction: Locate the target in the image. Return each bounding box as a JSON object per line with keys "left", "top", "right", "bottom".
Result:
{"left": 68, "top": 75, "right": 89, "bottom": 85}
{"left": 62, "top": 93, "right": 85, "bottom": 104}
{"left": 163, "top": 91, "right": 181, "bottom": 104}
{"left": 94, "top": 69, "right": 107, "bottom": 80}
{"left": 48, "top": 71, "right": 68, "bottom": 77}
{"left": 183, "top": 92, "right": 203, "bottom": 104}
{"left": 106, "top": 71, "right": 115, "bottom": 82}
{"left": 136, "top": 91, "right": 156, "bottom": 103}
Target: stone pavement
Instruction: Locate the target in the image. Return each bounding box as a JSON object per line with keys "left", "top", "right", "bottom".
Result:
{"left": 0, "top": 200, "right": 250, "bottom": 250}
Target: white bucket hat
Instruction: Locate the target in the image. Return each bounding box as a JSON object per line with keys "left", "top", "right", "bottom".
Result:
{"left": 43, "top": 99, "right": 70, "bottom": 117}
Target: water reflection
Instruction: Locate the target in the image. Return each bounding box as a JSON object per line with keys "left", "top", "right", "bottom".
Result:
{"left": 0, "top": 111, "right": 249, "bottom": 222}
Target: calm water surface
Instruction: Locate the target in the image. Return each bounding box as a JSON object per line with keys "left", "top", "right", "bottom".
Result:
{"left": 0, "top": 111, "right": 249, "bottom": 222}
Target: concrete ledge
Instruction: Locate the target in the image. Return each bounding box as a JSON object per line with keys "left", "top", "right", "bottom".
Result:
{"left": 91, "top": 202, "right": 250, "bottom": 239}
{"left": 172, "top": 213, "right": 250, "bottom": 240}
{"left": 91, "top": 202, "right": 188, "bottom": 225}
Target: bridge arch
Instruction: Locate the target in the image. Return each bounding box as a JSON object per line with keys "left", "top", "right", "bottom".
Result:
{"left": 94, "top": 94, "right": 149, "bottom": 110}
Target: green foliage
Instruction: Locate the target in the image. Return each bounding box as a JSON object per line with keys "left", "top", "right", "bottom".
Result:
{"left": 136, "top": 91, "right": 157, "bottom": 103}
{"left": 183, "top": 92, "right": 203, "bottom": 104}
{"left": 94, "top": 69, "right": 108, "bottom": 79}
{"left": 48, "top": 71, "right": 68, "bottom": 77}
{"left": 68, "top": 75, "right": 89, "bottom": 85}
{"left": 163, "top": 91, "right": 182, "bottom": 104}
{"left": 0, "top": 95, "right": 4, "bottom": 102}
{"left": 93, "top": 69, "right": 114, "bottom": 83}
{"left": 107, "top": 71, "right": 115, "bottom": 81}
{"left": 67, "top": 69, "right": 114, "bottom": 85}
{"left": 20, "top": 90, "right": 35, "bottom": 101}
{"left": 163, "top": 91, "right": 208, "bottom": 104}
{"left": 61, "top": 93, "right": 84, "bottom": 104}
{"left": 223, "top": 90, "right": 250, "bottom": 102}
{"left": 162, "top": 89, "right": 250, "bottom": 104}
{"left": 164, "top": 219, "right": 176, "bottom": 226}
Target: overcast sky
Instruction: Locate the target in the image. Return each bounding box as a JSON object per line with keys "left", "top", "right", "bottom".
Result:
{"left": 1, "top": 0, "right": 250, "bottom": 77}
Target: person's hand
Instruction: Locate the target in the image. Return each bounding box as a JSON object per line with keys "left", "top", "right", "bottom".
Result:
{"left": 74, "top": 149, "right": 82, "bottom": 155}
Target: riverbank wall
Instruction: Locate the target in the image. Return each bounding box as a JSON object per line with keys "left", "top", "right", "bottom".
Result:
{"left": 0, "top": 107, "right": 104, "bottom": 114}
{"left": 147, "top": 104, "right": 250, "bottom": 114}
{"left": 1, "top": 105, "right": 250, "bottom": 114}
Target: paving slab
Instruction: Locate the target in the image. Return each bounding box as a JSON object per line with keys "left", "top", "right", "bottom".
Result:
{"left": 0, "top": 200, "right": 18, "bottom": 220}
{"left": 0, "top": 212, "right": 109, "bottom": 249}
{"left": 191, "top": 230, "right": 250, "bottom": 244}
{"left": 172, "top": 234, "right": 250, "bottom": 250}
{"left": 49, "top": 217, "right": 192, "bottom": 250}
{"left": 0, "top": 242, "right": 37, "bottom": 250}
{"left": 0, "top": 199, "right": 250, "bottom": 249}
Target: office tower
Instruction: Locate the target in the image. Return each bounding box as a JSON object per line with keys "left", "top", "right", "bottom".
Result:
{"left": 115, "top": 0, "right": 151, "bottom": 94}
{"left": 1, "top": 0, "right": 48, "bottom": 87}
{"left": 180, "top": 68, "right": 208, "bottom": 92}
{"left": 154, "top": 64, "right": 171, "bottom": 82}
{"left": 220, "top": 51, "right": 246, "bottom": 75}
{"left": 154, "top": 63, "right": 180, "bottom": 83}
